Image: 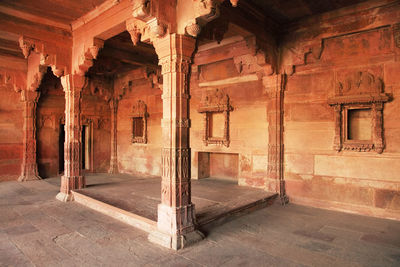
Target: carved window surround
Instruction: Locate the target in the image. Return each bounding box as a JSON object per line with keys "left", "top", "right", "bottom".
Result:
{"left": 198, "top": 89, "right": 233, "bottom": 147}
{"left": 131, "top": 100, "right": 148, "bottom": 144}
{"left": 328, "top": 71, "right": 391, "bottom": 154}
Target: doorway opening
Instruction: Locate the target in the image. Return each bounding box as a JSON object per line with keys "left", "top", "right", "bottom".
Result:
{"left": 59, "top": 124, "right": 91, "bottom": 174}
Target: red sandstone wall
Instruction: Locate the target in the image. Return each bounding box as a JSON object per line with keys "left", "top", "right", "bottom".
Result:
{"left": 36, "top": 71, "right": 111, "bottom": 178}
{"left": 116, "top": 70, "right": 162, "bottom": 176}
{"left": 190, "top": 36, "right": 269, "bottom": 188}
{"left": 0, "top": 85, "right": 23, "bottom": 181}
{"left": 283, "top": 3, "right": 400, "bottom": 219}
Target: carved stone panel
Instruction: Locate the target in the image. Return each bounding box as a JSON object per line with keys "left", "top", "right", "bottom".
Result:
{"left": 328, "top": 71, "right": 391, "bottom": 154}
{"left": 198, "top": 89, "right": 233, "bottom": 147}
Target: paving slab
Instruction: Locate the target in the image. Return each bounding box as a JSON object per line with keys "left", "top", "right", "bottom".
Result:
{"left": 0, "top": 176, "right": 399, "bottom": 266}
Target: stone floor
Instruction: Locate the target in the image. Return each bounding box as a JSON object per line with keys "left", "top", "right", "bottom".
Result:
{"left": 1, "top": 177, "right": 400, "bottom": 266}
{"left": 47, "top": 173, "right": 276, "bottom": 226}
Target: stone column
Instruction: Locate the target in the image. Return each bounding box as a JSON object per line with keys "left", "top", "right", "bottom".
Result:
{"left": 108, "top": 98, "right": 119, "bottom": 174}
{"left": 149, "top": 34, "right": 203, "bottom": 249}
{"left": 263, "top": 74, "right": 289, "bottom": 204}
{"left": 18, "top": 90, "right": 41, "bottom": 182}
{"left": 56, "top": 74, "right": 85, "bottom": 202}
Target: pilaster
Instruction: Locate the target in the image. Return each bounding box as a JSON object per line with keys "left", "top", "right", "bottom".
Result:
{"left": 148, "top": 34, "right": 203, "bottom": 250}
{"left": 108, "top": 98, "right": 119, "bottom": 174}
{"left": 263, "top": 74, "right": 289, "bottom": 204}
{"left": 56, "top": 74, "right": 85, "bottom": 202}
{"left": 18, "top": 89, "right": 41, "bottom": 182}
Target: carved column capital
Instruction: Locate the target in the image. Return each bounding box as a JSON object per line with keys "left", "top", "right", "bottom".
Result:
{"left": 61, "top": 74, "right": 86, "bottom": 93}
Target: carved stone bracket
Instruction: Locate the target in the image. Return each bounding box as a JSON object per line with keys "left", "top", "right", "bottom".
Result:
{"left": 198, "top": 89, "right": 233, "bottom": 147}
{"left": 328, "top": 71, "right": 391, "bottom": 154}
{"left": 75, "top": 38, "right": 104, "bottom": 76}
{"left": 19, "top": 36, "right": 70, "bottom": 77}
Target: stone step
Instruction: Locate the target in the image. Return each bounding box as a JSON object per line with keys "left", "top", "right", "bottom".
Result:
{"left": 197, "top": 193, "right": 278, "bottom": 231}
{"left": 71, "top": 190, "right": 157, "bottom": 234}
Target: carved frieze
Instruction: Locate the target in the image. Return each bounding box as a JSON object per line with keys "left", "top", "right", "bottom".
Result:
{"left": 328, "top": 71, "right": 391, "bottom": 154}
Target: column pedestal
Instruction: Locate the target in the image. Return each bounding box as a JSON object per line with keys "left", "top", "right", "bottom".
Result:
{"left": 148, "top": 204, "right": 204, "bottom": 250}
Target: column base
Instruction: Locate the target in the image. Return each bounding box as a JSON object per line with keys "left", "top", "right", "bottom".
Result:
{"left": 148, "top": 229, "right": 204, "bottom": 250}
{"left": 18, "top": 174, "right": 41, "bottom": 182}
{"left": 108, "top": 166, "right": 118, "bottom": 174}
{"left": 56, "top": 192, "right": 74, "bottom": 202}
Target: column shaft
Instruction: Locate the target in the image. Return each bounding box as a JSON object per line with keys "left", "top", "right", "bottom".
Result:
{"left": 109, "top": 98, "right": 118, "bottom": 174}
{"left": 18, "top": 90, "right": 41, "bottom": 181}
{"left": 56, "top": 74, "right": 85, "bottom": 202}
{"left": 149, "top": 34, "right": 203, "bottom": 249}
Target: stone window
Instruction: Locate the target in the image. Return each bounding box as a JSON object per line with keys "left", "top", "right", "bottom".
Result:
{"left": 328, "top": 71, "right": 391, "bottom": 153}
{"left": 346, "top": 107, "right": 372, "bottom": 141}
{"left": 131, "top": 100, "right": 148, "bottom": 144}
{"left": 132, "top": 117, "right": 144, "bottom": 139}
{"left": 198, "top": 89, "right": 233, "bottom": 147}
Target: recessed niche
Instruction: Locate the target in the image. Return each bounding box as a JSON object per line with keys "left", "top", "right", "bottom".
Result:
{"left": 347, "top": 108, "right": 372, "bottom": 141}
{"left": 132, "top": 117, "right": 144, "bottom": 138}
{"left": 198, "top": 152, "right": 239, "bottom": 181}
{"left": 208, "top": 112, "right": 225, "bottom": 138}
{"left": 131, "top": 100, "right": 148, "bottom": 144}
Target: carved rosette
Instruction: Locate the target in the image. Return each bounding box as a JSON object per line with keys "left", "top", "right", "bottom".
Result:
{"left": 185, "top": 22, "right": 201, "bottom": 37}
{"left": 18, "top": 90, "right": 41, "bottom": 182}
{"left": 328, "top": 71, "right": 391, "bottom": 154}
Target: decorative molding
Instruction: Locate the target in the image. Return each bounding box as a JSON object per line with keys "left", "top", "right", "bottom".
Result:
{"left": 131, "top": 100, "right": 148, "bottom": 144}
{"left": 198, "top": 89, "right": 233, "bottom": 147}
{"left": 328, "top": 71, "right": 391, "bottom": 154}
